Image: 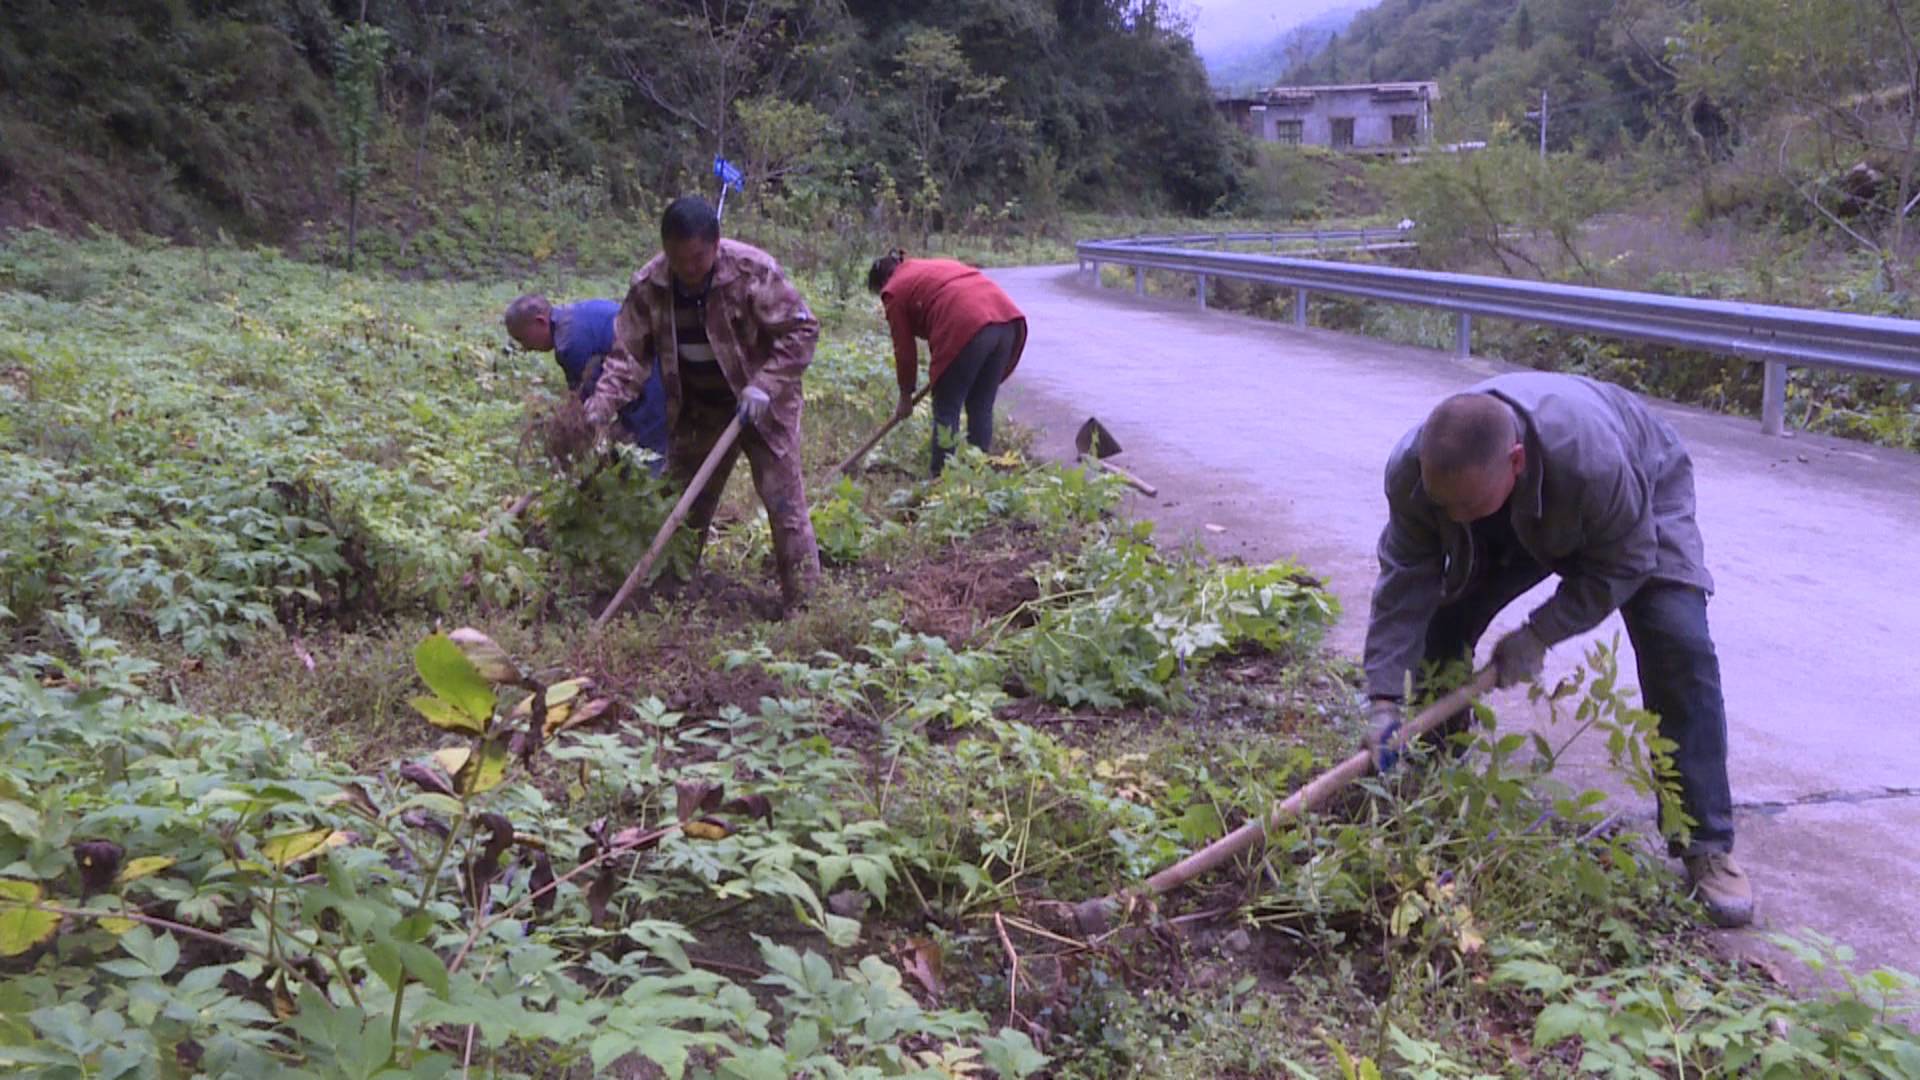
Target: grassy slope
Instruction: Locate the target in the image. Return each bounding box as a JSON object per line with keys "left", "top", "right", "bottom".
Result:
{"left": 3, "top": 234, "right": 1914, "bottom": 1077}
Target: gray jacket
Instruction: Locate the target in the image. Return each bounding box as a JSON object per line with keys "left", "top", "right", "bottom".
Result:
{"left": 1363, "top": 373, "right": 1712, "bottom": 699}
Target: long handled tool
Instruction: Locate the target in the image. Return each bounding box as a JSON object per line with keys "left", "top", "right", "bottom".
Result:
{"left": 1074, "top": 417, "right": 1157, "bottom": 497}
{"left": 1073, "top": 666, "right": 1500, "bottom": 934}
{"left": 593, "top": 417, "right": 742, "bottom": 631}
{"left": 827, "top": 385, "right": 933, "bottom": 481}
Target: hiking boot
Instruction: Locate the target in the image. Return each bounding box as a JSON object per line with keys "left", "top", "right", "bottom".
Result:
{"left": 1684, "top": 852, "right": 1755, "bottom": 928}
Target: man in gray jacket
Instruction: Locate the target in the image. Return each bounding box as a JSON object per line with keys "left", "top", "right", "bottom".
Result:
{"left": 1363, "top": 372, "right": 1751, "bottom": 927}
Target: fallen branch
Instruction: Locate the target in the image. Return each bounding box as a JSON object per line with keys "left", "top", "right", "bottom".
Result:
{"left": 994, "top": 913, "right": 1025, "bottom": 1028}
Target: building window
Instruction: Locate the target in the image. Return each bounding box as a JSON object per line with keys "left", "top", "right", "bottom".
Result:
{"left": 1331, "top": 117, "right": 1355, "bottom": 149}
{"left": 1392, "top": 114, "right": 1419, "bottom": 144}
{"left": 1274, "top": 119, "right": 1303, "bottom": 146}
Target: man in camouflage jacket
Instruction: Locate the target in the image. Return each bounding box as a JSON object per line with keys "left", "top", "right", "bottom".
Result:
{"left": 584, "top": 197, "right": 821, "bottom": 609}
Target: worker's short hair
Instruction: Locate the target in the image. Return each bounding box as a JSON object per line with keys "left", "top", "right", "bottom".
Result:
{"left": 504, "top": 293, "right": 550, "bottom": 331}
{"left": 1419, "top": 393, "right": 1518, "bottom": 476}
{"left": 661, "top": 197, "right": 721, "bottom": 245}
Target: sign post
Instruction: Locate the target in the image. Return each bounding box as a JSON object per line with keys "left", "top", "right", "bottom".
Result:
{"left": 713, "top": 156, "right": 745, "bottom": 218}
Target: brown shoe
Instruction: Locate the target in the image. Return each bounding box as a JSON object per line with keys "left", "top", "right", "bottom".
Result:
{"left": 1684, "top": 853, "right": 1755, "bottom": 928}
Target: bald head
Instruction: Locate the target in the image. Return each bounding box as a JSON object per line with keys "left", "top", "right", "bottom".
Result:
{"left": 504, "top": 294, "right": 554, "bottom": 352}
{"left": 1418, "top": 393, "right": 1525, "bottom": 523}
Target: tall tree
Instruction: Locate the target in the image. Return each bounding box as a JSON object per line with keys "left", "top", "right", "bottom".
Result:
{"left": 609, "top": 0, "right": 848, "bottom": 160}
{"left": 334, "top": 21, "right": 390, "bottom": 272}
{"left": 891, "top": 26, "right": 1014, "bottom": 235}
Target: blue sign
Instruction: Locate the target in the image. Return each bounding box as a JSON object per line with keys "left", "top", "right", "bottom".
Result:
{"left": 713, "top": 156, "right": 744, "bottom": 192}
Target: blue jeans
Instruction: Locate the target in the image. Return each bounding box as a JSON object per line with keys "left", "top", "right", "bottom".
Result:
{"left": 1422, "top": 527, "right": 1735, "bottom": 856}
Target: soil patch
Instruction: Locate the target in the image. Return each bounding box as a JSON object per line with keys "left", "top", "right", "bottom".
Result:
{"left": 668, "top": 662, "right": 786, "bottom": 717}
{"left": 890, "top": 525, "right": 1047, "bottom": 646}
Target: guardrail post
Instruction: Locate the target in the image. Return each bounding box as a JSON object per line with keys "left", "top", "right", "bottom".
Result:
{"left": 1090, "top": 261, "right": 1102, "bottom": 289}
{"left": 1196, "top": 274, "right": 1208, "bottom": 309}
{"left": 1294, "top": 289, "right": 1309, "bottom": 327}
{"left": 1134, "top": 267, "right": 1145, "bottom": 297}
{"left": 1455, "top": 313, "right": 1472, "bottom": 359}
{"left": 1761, "top": 360, "right": 1788, "bottom": 436}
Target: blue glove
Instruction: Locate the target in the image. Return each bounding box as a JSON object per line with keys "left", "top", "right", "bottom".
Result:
{"left": 1365, "top": 698, "right": 1405, "bottom": 772}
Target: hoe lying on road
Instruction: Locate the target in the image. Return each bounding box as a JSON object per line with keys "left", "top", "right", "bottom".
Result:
{"left": 1075, "top": 416, "right": 1157, "bottom": 497}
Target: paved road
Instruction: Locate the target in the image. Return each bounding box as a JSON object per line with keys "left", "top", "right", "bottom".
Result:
{"left": 991, "top": 264, "right": 1920, "bottom": 980}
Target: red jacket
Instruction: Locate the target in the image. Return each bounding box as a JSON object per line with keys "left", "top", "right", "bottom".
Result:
{"left": 880, "top": 259, "right": 1027, "bottom": 393}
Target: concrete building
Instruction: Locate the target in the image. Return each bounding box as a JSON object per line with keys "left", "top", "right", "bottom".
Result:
{"left": 1217, "top": 82, "right": 1440, "bottom": 152}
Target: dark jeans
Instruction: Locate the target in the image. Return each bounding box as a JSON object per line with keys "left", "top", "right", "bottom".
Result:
{"left": 1423, "top": 518, "right": 1735, "bottom": 856}
{"left": 930, "top": 321, "right": 1018, "bottom": 476}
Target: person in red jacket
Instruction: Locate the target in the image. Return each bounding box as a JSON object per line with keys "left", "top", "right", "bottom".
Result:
{"left": 868, "top": 251, "right": 1027, "bottom": 475}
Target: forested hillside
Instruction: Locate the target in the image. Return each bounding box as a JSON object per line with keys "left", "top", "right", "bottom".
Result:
{"left": 1281, "top": 0, "right": 1681, "bottom": 152}
{"left": 0, "top": 0, "right": 1239, "bottom": 244}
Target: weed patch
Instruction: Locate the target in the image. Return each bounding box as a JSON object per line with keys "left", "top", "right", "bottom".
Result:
{"left": 4, "top": 233, "right": 1914, "bottom": 1078}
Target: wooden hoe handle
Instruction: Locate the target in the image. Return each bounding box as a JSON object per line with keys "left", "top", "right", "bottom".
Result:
{"left": 593, "top": 417, "right": 743, "bottom": 631}
{"left": 827, "top": 385, "right": 933, "bottom": 481}
{"left": 1075, "top": 667, "right": 1500, "bottom": 931}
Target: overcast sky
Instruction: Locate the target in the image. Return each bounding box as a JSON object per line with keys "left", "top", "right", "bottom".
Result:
{"left": 1185, "top": 0, "right": 1353, "bottom": 56}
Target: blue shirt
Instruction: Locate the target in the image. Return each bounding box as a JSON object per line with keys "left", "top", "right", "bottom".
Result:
{"left": 551, "top": 300, "right": 668, "bottom": 467}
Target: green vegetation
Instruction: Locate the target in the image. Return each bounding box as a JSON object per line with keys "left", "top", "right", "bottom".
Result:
{"left": 1278, "top": 0, "right": 1672, "bottom": 153}
{"left": 0, "top": 0, "right": 1240, "bottom": 250}
{"left": 7, "top": 1, "right": 1920, "bottom": 1072}
{"left": 1189, "top": 1, "right": 1920, "bottom": 451}
{"left": 5, "top": 229, "right": 1916, "bottom": 1077}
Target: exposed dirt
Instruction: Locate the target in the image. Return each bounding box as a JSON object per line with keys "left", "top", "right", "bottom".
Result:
{"left": 666, "top": 661, "right": 785, "bottom": 717}
{"left": 888, "top": 524, "right": 1047, "bottom": 646}
{"left": 638, "top": 569, "right": 786, "bottom": 623}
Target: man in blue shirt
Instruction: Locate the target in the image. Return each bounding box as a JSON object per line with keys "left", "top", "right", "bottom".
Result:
{"left": 504, "top": 294, "right": 668, "bottom": 471}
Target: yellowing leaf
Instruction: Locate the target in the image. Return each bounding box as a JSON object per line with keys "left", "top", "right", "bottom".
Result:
{"left": 1457, "top": 923, "right": 1486, "bottom": 955}
{"left": 412, "top": 695, "right": 484, "bottom": 735}
{"left": 413, "top": 635, "right": 496, "bottom": 726}
{"left": 454, "top": 740, "right": 509, "bottom": 797}
{"left": 449, "top": 628, "right": 524, "bottom": 685}
{"left": 0, "top": 880, "right": 59, "bottom": 957}
{"left": 99, "top": 917, "right": 138, "bottom": 935}
{"left": 1388, "top": 894, "right": 1422, "bottom": 939}
{"left": 432, "top": 747, "right": 471, "bottom": 778}
{"left": 682, "top": 819, "right": 732, "bottom": 841}
{"left": 117, "top": 856, "right": 175, "bottom": 885}
{"left": 259, "top": 828, "right": 336, "bottom": 869}
{"left": 510, "top": 678, "right": 592, "bottom": 719}
{"left": 547, "top": 697, "right": 613, "bottom": 738}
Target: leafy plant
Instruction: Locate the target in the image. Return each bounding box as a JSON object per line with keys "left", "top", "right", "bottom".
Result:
{"left": 0, "top": 616, "right": 1044, "bottom": 1077}
{"left": 1495, "top": 933, "right": 1920, "bottom": 1078}
{"left": 809, "top": 478, "right": 902, "bottom": 567}
{"left": 1013, "top": 523, "right": 1337, "bottom": 708}
{"left": 540, "top": 444, "right": 699, "bottom": 590}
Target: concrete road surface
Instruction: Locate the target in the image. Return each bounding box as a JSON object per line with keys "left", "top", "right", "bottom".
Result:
{"left": 992, "top": 264, "right": 1920, "bottom": 981}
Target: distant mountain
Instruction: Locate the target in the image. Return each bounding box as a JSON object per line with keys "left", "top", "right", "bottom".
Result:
{"left": 1202, "top": 3, "right": 1371, "bottom": 92}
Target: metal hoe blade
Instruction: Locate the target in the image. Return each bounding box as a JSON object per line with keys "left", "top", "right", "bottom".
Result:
{"left": 1074, "top": 416, "right": 1122, "bottom": 459}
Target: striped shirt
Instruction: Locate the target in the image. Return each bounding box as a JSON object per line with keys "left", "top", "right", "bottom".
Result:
{"left": 673, "top": 280, "right": 732, "bottom": 402}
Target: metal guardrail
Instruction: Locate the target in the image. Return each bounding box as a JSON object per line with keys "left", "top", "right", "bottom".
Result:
{"left": 1076, "top": 238, "right": 1920, "bottom": 436}
{"left": 1101, "top": 227, "right": 1409, "bottom": 249}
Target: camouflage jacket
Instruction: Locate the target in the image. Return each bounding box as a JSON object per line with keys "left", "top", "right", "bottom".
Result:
{"left": 584, "top": 238, "right": 817, "bottom": 459}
